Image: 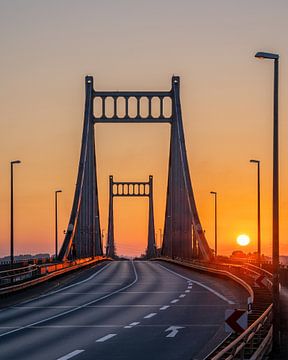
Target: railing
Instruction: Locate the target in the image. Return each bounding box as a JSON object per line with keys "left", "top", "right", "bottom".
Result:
{"left": 0, "top": 264, "right": 38, "bottom": 285}
{"left": 0, "top": 256, "right": 110, "bottom": 295}
{"left": 211, "top": 304, "right": 273, "bottom": 360}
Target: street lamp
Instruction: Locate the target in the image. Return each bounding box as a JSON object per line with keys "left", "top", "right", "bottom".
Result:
{"left": 250, "top": 159, "right": 261, "bottom": 264}
{"left": 10, "top": 160, "right": 21, "bottom": 267}
{"left": 210, "top": 191, "right": 217, "bottom": 258}
{"left": 55, "top": 190, "right": 62, "bottom": 259}
{"left": 255, "top": 51, "right": 280, "bottom": 347}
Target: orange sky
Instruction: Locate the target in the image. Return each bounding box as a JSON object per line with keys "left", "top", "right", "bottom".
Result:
{"left": 1, "top": 0, "right": 288, "bottom": 257}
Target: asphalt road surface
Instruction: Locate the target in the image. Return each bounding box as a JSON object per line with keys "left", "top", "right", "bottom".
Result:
{"left": 0, "top": 260, "right": 249, "bottom": 360}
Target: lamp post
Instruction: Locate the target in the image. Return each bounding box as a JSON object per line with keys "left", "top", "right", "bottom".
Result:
{"left": 55, "top": 190, "right": 62, "bottom": 259}
{"left": 10, "top": 160, "right": 21, "bottom": 267}
{"left": 255, "top": 51, "right": 280, "bottom": 348}
{"left": 210, "top": 191, "right": 217, "bottom": 258}
{"left": 250, "top": 159, "right": 261, "bottom": 264}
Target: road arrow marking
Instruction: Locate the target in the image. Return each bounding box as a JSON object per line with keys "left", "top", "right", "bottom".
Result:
{"left": 165, "top": 326, "right": 185, "bottom": 338}
{"left": 225, "top": 309, "right": 248, "bottom": 333}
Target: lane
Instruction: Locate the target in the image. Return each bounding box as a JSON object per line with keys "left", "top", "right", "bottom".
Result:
{"left": 0, "top": 260, "right": 249, "bottom": 360}
{"left": 0, "top": 261, "right": 135, "bottom": 335}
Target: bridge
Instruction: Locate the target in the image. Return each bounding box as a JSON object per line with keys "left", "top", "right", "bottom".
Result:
{"left": 0, "top": 76, "right": 280, "bottom": 360}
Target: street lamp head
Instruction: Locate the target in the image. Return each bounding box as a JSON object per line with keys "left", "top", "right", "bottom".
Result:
{"left": 210, "top": 191, "right": 217, "bottom": 195}
{"left": 255, "top": 52, "right": 279, "bottom": 60}
{"left": 250, "top": 159, "right": 260, "bottom": 164}
{"left": 11, "top": 160, "right": 21, "bottom": 165}
{"left": 55, "top": 190, "right": 62, "bottom": 194}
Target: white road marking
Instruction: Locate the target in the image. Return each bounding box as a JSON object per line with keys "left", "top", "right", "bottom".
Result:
{"left": 124, "top": 321, "right": 140, "bottom": 328}
{"left": 170, "top": 299, "right": 179, "bottom": 304}
{"left": 158, "top": 264, "right": 235, "bottom": 305}
{"left": 185, "top": 290, "right": 190, "bottom": 293}
{"left": 144, "top": 313, "right": 157, "bottom": 319}
{"left": 188, "top": 286, "right": 193, "bottom": 289}
{"left": 0, "top": 261, "right": 139, "bottom": 338}
{"left": 165, "top": 326, "right": 185, "bottom": 338}
{"left": 179, "top": 294, "right": 186, "bottom": 298}
{"left": 160, "top": 305, "right": 170, "bottom": 310}
{"left": 11, "top": 263, "right": 112, "bottom": 307}
{"left": 56, "top": 350, "right": 85, "bottom": 360}
{"left": 96, "top": 334, "right": 117, "bottom": 342}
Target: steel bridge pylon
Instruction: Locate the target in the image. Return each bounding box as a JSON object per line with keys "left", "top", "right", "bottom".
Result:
{"left": 58, "top": 75, "right": 212, "bottom": 262}
{"left": 106, "top": 176, "right": 156, "bottom": 259}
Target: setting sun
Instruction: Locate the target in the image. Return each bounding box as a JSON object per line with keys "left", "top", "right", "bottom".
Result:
{"left": 236, "top": 234, "right": 250, "bottom": 246}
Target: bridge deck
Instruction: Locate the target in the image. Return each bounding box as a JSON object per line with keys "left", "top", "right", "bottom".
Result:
{"left": 0, "top": 261, "right": 248, "bottom": 360}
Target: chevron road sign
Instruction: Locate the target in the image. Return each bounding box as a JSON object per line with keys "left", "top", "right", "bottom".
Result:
{"left": 225, "top": 309, "right": 248, "bottom": 333}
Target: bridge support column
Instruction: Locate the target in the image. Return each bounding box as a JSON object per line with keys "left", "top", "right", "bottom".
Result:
{"left": 107, "top": 176, "right": 115, "bottom": 258}
{"left": 146, "top": 176, "right": 156, "bottom": 258}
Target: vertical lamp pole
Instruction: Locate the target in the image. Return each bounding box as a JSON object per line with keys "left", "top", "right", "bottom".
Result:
{"left": 250, "top": 159, "right": 261, "bottom": 264}
{"left": 255, "top": 51, "right": 280, "bottom": 348}
{"left": 55, "top": 190, "right": 62, "bottom": 259}
{"left": 210, "top": 191, "right": 217, "bottom": 258}
{"left": 10, "top": 160, "right": 21, "bottom": 267}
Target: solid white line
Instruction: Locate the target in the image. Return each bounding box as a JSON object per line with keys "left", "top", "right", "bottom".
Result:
{"left": 0, "top": 261, "right": 139, "bottom": 338}
{"left": 144, "top": 313, "right": 157, "bottom": 319}
{"left": 158, "top": 264, "right": 235, "bottom": 305}
{"left": 170, "top": 299, "right": 179, "bottom": 304}
{"left": 96, "top": 334, "right": 117, "bottom": 342}
{"left": 179, "top": 294, "right": 186, "bottom": 298}
{"left": 160, "top": 305, "right": 170, "bottom": 310}
{"left": 10, "top": 262, "right": 112, "bottom": 308}
{"left": 56, "top": 350, "right": 85, "bottom": 360}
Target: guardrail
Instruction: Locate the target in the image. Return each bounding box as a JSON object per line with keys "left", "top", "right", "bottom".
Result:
{"left": 155, "top": 257, "right": 273, "bottom": 360}
{"left": 157, "top": 257, "right": 255, "bottom": 304}
{"left": 211, "top": 304, "right": 272, "bottom": 360}
{"left": 0, "top": 256, "right": 110, "bottom": 296}
{"left": 0, "top": 264, "right": 38, "bottom": 285}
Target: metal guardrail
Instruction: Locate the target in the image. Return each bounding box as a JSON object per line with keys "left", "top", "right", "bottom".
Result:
{"left": 211, "top": 304, "right": 273, "bottom": 360}
{"left": 0, "top": 257, "right": 110, "bottom": 295}
{"left": 0, "top": 264, "right": 38, "bottom": 285}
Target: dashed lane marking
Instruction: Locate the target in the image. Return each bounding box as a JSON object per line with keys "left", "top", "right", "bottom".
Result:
{"left": 144, "top": 313, "right": 157, "bottom": 319}
{"left": 170, "top": 299, "right": 179, "bottom": 304}
{"left": 179, "top": 294, "right": 186, "bottom": 298}
{"left": 124, "top": 322, "right": 140, "bottom": 329}
{"left": 96, "top": 334, "right": 117, "bottom": 342}
{"left": 158, "top": 264, "right": 235, "bottom": 305}
{"left": 0, "top": 261, "right": 139, "bottom": 339}
{"left": 160, "top": 305, "right": 170, "bottom": 310}
{"left": 56, "top": 350, "right": 85, "bottom": 360}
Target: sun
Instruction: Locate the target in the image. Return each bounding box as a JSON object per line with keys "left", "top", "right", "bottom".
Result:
{"left": 236, "top": 234, "right": 250, "bottom": 246}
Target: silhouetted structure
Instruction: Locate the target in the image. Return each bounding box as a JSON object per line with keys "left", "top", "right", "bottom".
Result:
{"left": 106, "top": 175, "right": 156, "bottom": 259}
{"left": 58, "top": 76, "right": 212, "bottom": 261}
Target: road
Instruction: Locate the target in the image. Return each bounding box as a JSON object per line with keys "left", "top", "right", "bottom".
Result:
{"left": 0, "top": 260, "right": 249, "bottom": 360}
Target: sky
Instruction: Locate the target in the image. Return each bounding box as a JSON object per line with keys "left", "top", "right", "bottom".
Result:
{"left": 1, "top": 0, "right": 288, "bottom": 258}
